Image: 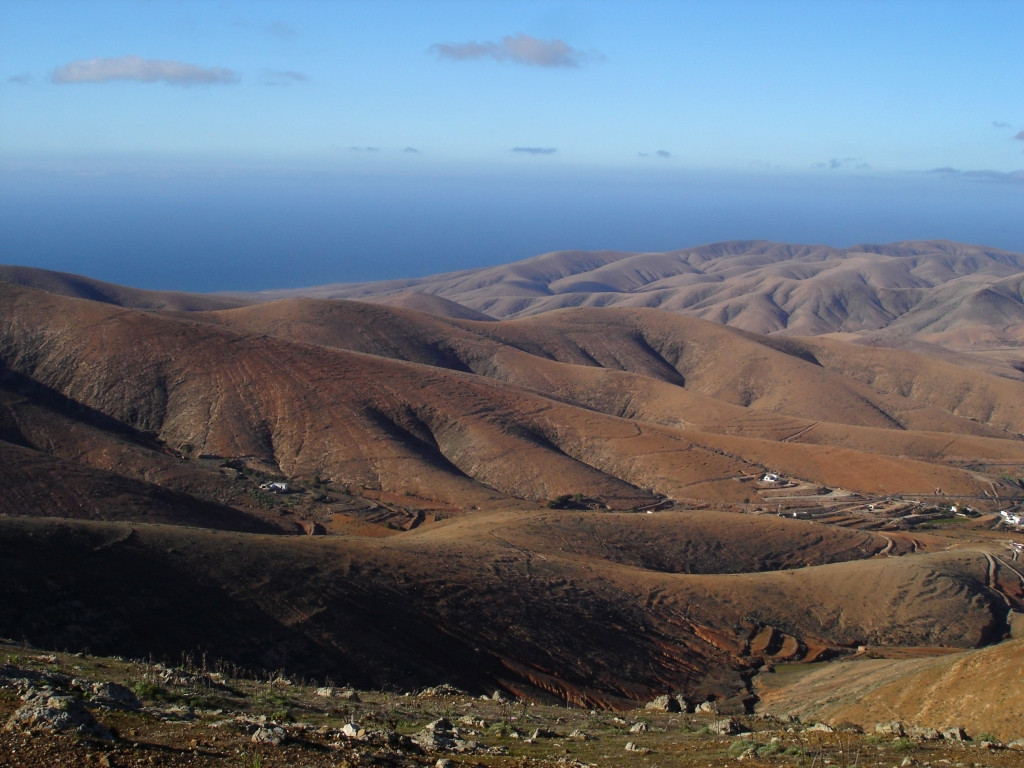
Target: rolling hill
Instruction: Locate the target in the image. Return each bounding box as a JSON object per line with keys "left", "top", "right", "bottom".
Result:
{"left": 244, "top": 240, "right": 1024, "bottom": 376}
{"left": 2, "top": 248, "right": 1024, "bottom": 717}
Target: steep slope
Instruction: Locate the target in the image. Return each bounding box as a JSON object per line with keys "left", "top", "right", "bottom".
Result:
{"left": 3, "top": 283, "right": 1017, "bottom": 510}
{"left": 198, "top": 300, "right": 1024, "bottom": 438}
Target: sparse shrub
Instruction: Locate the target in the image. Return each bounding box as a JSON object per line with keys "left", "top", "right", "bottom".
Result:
{"left": 250, "top": 489, "right": 275, "bottom": 509}
{"left": 252, "top": 687, "right": 294, "bottom": 720}
{"left": 727, "top": 738, "right": 761, "bottom": 756}
{"left": 546, "top": 494, "right": 588, "bottom": 510}
{"left": 891, "top": 737, "right": 916, "bottom": 751}
{"left": 757, "top": 740, "right": 784, "bottom": 757}
{"left": 132, "top": 679, "right": 171, "bottom": 702}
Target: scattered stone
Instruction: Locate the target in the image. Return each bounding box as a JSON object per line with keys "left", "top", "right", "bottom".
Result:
{"left": 807, "top": 722, "right": 835, "bottom": 733}
{"left": 695, "top": 700, "right": 720, "bottom": 715}
{"left": 907, "top": 725, "right": 941, "bottom": 740}
{"left": 491, "top": 690, "right": 507, "bottom": 701}
{"left": 413, "top": 717, "right": 492, "bottom": 753}
{"left": 419, "top": 684, "right": 465, "bottom": 697}
{"left": 251, "top": 725, "right": 287, "bottom": 745}
{"left": 1007, "top": 738, "right": 1024, "bottom": 750}
{"left": 314, "top": 686, "right": 334, "bottom": 697}
{"left": 531, "top": 727, "right": 558, "bottom": 739}
{"left": 942, "top": 726, "right": 968, "bottom": 741}
{"left": 567, "top": 729, "right": 592, "bottom": 740}
{"left": 337, "top": 688, "right": 360, "bottom": 701}
{"left": 435, "top": 760, "right": 455, "bottom": 768}
{"left": 645, "top": 694, "right": 681, "bottom": 712}
{"left": 624, "top": 741, "right": 652, "bottom": 754}
{"left": 629, "top": 721, "right": 648, "bottom": 733}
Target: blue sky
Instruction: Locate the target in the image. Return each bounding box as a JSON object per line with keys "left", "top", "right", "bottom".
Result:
{"left": 1, "top": 0, "right": 1023, "bottom": 290}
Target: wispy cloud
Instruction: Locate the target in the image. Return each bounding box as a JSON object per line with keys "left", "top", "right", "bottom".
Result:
{"left": 816, "top": 157, "right": 870, "bottom": 170}
{"left": 431, "top": 33, "right": 595, "bottom": 68}
{"left": 268, "top": 20, "right": 297, "bottom": 39}
{"left": 993, "top": 120, "right": 1013, "bottom": 129}
{"left": 403, "top": 146, "right": 420, "bottom": 154}
{"left": 52, "top": 56, "right": 238, "bottom": 85}
{"left": 927, "top": 167, "right": 1024, "bottom": 183}
{"left": 1015, "top": 131, "right": 1024, "bottom": 141}
{"left": 6, "top": 73, "right": 33, "bottom": 85}
{"left": 638, "top": 149, "right": 672, "bottom": 159}
{"left": 512, "top": 147, "right": 557, "bottom": 155}
{"left": 350, "top": 146, "right": 380, "bottom": 152}
{"left": 260, "top": 69, "right": 308, "bottom": 86}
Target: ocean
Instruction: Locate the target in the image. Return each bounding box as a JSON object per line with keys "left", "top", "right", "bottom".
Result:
{"left": 2, "top": 167, "right": 1022, "bottom": 293}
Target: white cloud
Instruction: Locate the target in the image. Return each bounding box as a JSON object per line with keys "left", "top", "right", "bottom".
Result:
{"left": 431, "top": 34, "right": 595, "bottom": 68}
{"left": 512, "top": 147, "right": 557, "bottom": 155}
{"left": 52, "top": 56, "right": 239, "bottom": 85}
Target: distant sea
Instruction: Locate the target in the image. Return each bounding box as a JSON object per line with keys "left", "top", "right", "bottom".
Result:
{"left": 2, "top": 167, "right": 1022, "bottom": 293}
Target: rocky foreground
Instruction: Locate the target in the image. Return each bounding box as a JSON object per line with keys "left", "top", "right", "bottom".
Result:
{"left": 2, "top": 643, "right": 1023, "bottom": 768}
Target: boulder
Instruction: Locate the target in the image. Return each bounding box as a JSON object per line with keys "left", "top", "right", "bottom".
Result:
{"left": 874, "top": 721, "right": 906, "bottom": 737}
{"left": 906, "top": 725, "right": 941, "bottom": 740}
{"left": 89, "top": 681, "right": 142, "bottom": 711}
{"left": 645, "top": 694, "right": 681, "bottom": 712}
{"left": 341, "top": 722, "right": 365, "bottom": 739}
{"left": 6, "top": 693, "right": 113, "bottom": 741}
{"left": 251, "top": 725, "right": 287, "bottom": 745}
{"left": 710, "top": 717, "right": 743, "bottom": 735}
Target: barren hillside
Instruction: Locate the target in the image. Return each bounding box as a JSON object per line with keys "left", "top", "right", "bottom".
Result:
{"left": 240, "top": 240, "right": 1024, "bottom": 375}
{"left": 2, "top": 263, "right": 1024, "bottom": 717}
